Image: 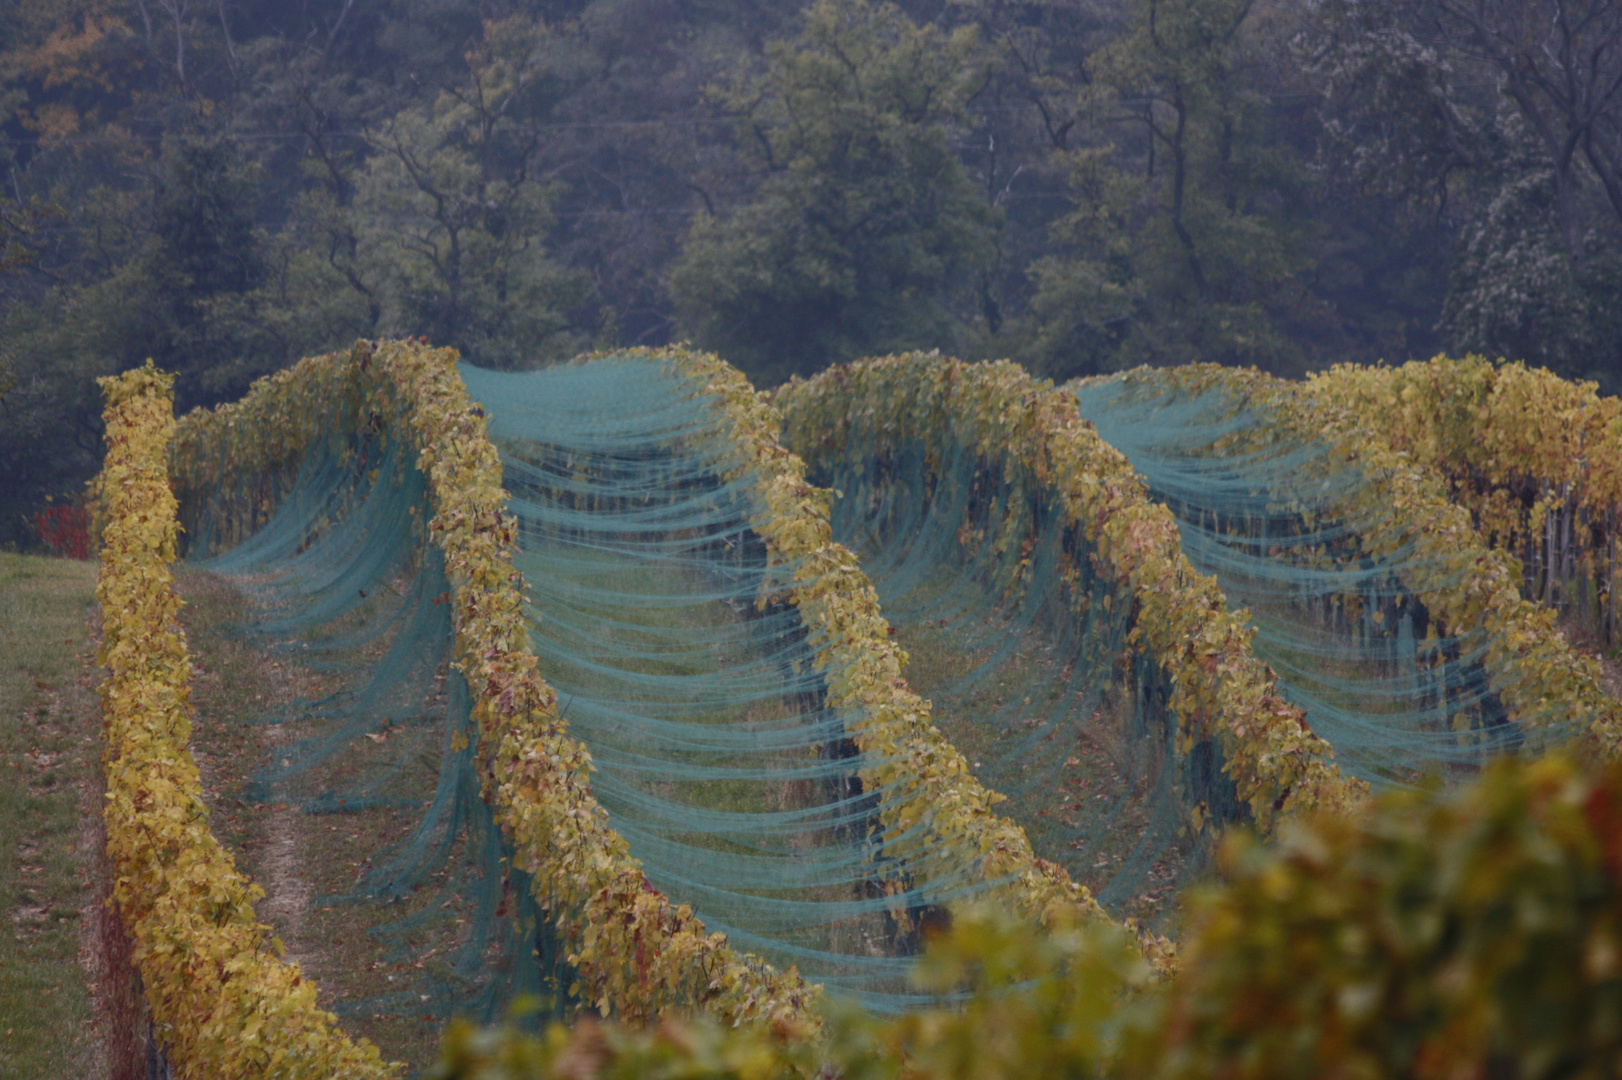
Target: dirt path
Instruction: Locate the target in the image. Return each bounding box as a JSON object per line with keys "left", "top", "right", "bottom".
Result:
{"left": 253, "top": 723, "right": 318, "bottom": 974}
{"left": 175, "top": 568, "right": 453, "bottom": 1072}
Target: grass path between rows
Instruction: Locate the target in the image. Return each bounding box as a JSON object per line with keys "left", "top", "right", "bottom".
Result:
{"left": 0, "top": 553, "right": 117, "bottom": 1078}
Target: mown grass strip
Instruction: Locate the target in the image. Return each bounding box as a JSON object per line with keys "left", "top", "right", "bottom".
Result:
{"left": 0, "top": 552, "right": 99, "bottom": 1079}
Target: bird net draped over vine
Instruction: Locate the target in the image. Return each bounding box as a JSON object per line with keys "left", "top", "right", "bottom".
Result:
{"left": 177, "top": 347, "right": 1164, "bottom": 1026}
{"left": 462, "top": 357, "right": 1031, "bottom": 1009}
{"left": 1070, "top": 370, "right": 1586, "bottom": 787}
{"left": 777, "top": 361, "right": 1257, "bottom": 926}
{"left": 180, "top": 387, "right": 566, "bottom": 1028}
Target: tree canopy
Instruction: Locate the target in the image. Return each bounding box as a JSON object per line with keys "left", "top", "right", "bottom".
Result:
{"left": 2, "top": 0, "right": 1620, "bottom": 544}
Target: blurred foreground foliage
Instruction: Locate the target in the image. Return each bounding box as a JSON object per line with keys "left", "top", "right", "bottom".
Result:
{"left": 431, "top": 752, "right": 1622, "bottom": 1080}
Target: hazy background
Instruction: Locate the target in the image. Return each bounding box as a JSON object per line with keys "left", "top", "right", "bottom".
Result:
{"left": 3, "top": 0, "right": 1620, "bottom": 545}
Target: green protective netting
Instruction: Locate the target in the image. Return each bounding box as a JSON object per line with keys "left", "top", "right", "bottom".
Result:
{"left": 785, "top": 390, "right": 1236, "bottom": 925}
{"left": 463, "top": 357, "right": 999, "bottom": 1012}
{"left": 1070, "top": 374, "right": 1581, "bottom": 788}
{"left": 182, "top": 413, "right": 568, "bottom": 1029}
{"left": 183, "top": 353, "right": 1159, "bottom": 1025}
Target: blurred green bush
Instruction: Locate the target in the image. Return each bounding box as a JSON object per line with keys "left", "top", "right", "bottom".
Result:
{"left": 430, "top": 753, "right": 1622, "bottom": 1080}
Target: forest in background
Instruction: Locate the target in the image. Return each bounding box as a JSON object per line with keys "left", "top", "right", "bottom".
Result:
{"left": 2, "top": 0, "right": 1621, "bottom": 547}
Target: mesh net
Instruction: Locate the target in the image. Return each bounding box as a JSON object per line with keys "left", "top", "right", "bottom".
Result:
{"left": 182, "top": 350, "right": 1418, "bottom": 1035}
{"left": 181, "top": 405, "right": 566, "bottom": 1032}
{"left": 181, "top": 353, "right": 1168, "bottom": 1027}
{"left": 466, "top": 357, "right": 1018, "bottom": 1010}
{"left": 782, "top": 379, "right": 1240, "bottom": 926}
{"left": 1070, "top": 373, "right": 1587, "bottom": 788}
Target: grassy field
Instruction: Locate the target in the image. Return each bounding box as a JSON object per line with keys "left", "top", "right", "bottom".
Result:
{"left": 0, "top": 553, "right": 101, "bottom": 1078}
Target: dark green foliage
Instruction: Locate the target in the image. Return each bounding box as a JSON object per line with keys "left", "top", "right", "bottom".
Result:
{"left": 1149, "top": 754, "right": 1622, "bottom": 1080}
{"left": 1440, "top": 168, "right": 1622, "bottom": 392}
{"left": 3, "top": 0, "right": 1619, "bottom": 540}
{"left": 343, "top": 16, "right": 589, "bottom": 368}
{"left": 1019, "top": 0, "right": 1331, "bottom": 380}
{"left": 0, "top": 138, "right": 277, "bottom": 545}
{"left": 1304, "top": 0, "right": 1622, "bottom": 390}
{"left": 145, "top": 138, "right": 278, "bottom": 408}
{"left": 424, "top": 753, "right": 1622, "bottom": 1079}
{"left": 154, "top": 140, "right": 262, "bottom": 299}
{"left": 670, "top": 0, "right": 995, "bottom": 383}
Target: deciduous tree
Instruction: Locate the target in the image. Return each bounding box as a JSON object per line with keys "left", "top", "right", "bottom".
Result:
{"left": 670, "top": 0, "right": 996, "bottom": 383}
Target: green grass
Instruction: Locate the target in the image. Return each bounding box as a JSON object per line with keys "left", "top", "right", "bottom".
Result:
{"left": 0, "top": 553, "right": 99, "bottom": 1078}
